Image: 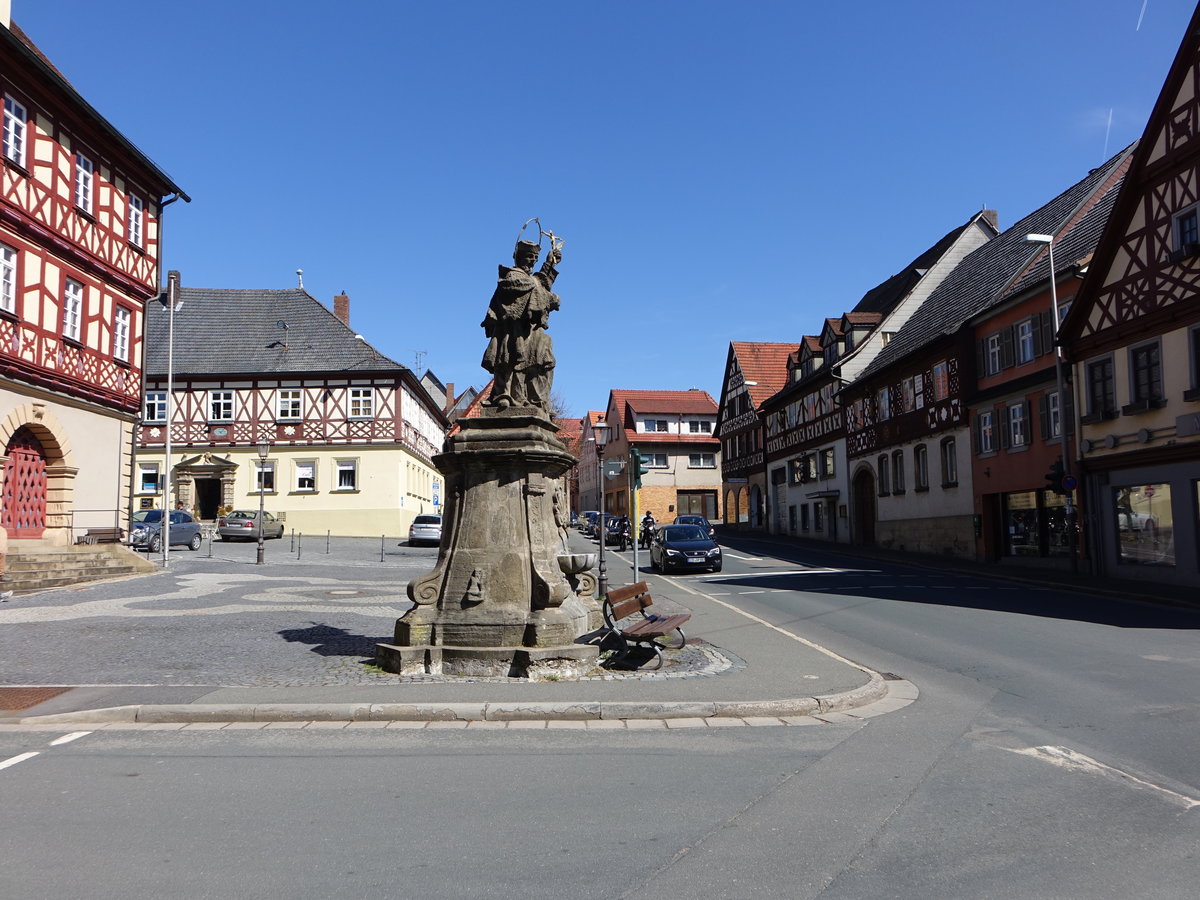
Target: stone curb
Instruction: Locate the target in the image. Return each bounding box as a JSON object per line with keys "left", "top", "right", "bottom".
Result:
{"left": 11, "top": 673, "right": 887, "bottom": 725}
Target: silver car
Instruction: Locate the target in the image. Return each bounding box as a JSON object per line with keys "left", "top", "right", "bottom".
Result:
{"left": 129, "top": 509, "right": 203, "bottom": 552}
{"left": 217, "top": 510, "right": 284, "bottom": 541}
{"left": 408, "top": 514, "right": 442, "bottom": 546}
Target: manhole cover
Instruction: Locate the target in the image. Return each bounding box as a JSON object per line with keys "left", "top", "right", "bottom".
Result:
{"left": 0, "top": 687, "right": 70, "bottom": 711}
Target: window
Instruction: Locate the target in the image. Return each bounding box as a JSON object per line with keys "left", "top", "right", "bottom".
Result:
{"left": 1046, "top": 391, "right": 1062, "bottom": 439}
{"left": 901, "top": 378, "right": 915, "bottom": 412}
{"left": 645, "top": 452, "right": 669, "bottom": 468}
{"left": 3, "top": 94, "right": 27, "bottom": 167}
{"left": 645, "top": 419, "right": 668, "bottom": 432}
{"left": 254, "top": 460, "right": 275, "bottom": 493}
{"left": 688, "top": 420, "right": 712, "bottom": 433}
{"left": 1126, "top": 342, "right": 1163, "bottom": 412}
{"left": 1085, "top": 357, "right": 1115, "bottom": 420}
{"left": 1008, "top": 402, "right": 1027, "bottom": 448}
{"left": 74, "top": 152, "right": 94, "bottom": 214}
{"left": 144, "top": 391, "right": 167, "bottom": 423}
{"left": 1016, "top": 319, "right": 1035, "bottom": 364}
{"left": 819, "top": 448, "right": 835, "bottom": 479}
{"left": 978, "top": 410, "right": 995, "bottom": 454}
{"left": 1174, "top": 205, "right": 1200, "bottom": 253}
{"left": 335, "top": 459, "right": 358, "bottom": 491}
{"left": 986, "top": 333, "right": 1002, "bottom": 375}
{"left": 209, "top": 390, "right": 234, "bottom": 422}
{"left": 813, "top": 502, "right": 824, "bottom": 532}
{"left": 62, "top": 279, "right": 82, "bottom": 341}
{"left": 940, "top": 437, "right": 957, "bottom": 487}
{"left": 914, "top": 444, "right": 929, "bottom": 490}
{"left": 1115, "top": 483, "right": 1174, "bottom": 567}
{"left": 891, "top": 450, "right": 905, "bottom": 493}
{"left": 138, "top": 463, "right": 159, "bottom": 494}
{"left": 294, "top": 461, "right": 315, "bottom": 492}
{"left": 0, "top": 243, "right": 15, "bottom": 314}
{"left": 276, "top": 389, "right": 302, "bottom": 420}
{"left": 688, "top": 453, "right": 716, "bottom": 468}
{"left": 932, "top": 361, "right": 950, "bottom": 400}
{"left": 800, "top": 504, "right": 810, "bottom": 532}
{"left": 876, "top": 387, "right": 891, "bottom": 420}
{"left": 113, "top": 307, "right": 130, "bottom": 361}
{"left": 128, "top": 194, "right": 144, "bottom": 248}
{"left": 877, "top": 454, "right": 890, "bottom": 495}
{"left": 1190, "top": 327, "right": 1200, "bottom": 400}
{"left": 349, "top": 387, "right": 374, "bottom": 419}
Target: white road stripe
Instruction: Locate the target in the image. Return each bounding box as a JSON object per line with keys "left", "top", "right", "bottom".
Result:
{"left": 724, "top": 554, "right": 763, "bottom": 561}
{"left": 49, "top": 731, "right": 92, "bottom": 747}
{"left": 0, "top": 751, "right": 39, "bottom": 771}
{"left": 1004, "top": 745, "right": 1200, "bottom": 810}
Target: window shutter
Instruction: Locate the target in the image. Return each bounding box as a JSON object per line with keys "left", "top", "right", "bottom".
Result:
{"left": 999, "top": 405, "right": 1011, "bottom": 449}
{"left": 976, "top": 339, "right": 987, "bottom": 378}
{"left": 1065, "top": 389, "right": 1076, "bottom": 435}
{"left": 1040, "top": 311, "right": 1054, "bottom": 357}
{"left": 1031, "top": 318, "right": 1044, "bottom": 357}
{"left": 1000, "top": 326, "right": 1015, "bottom": 369}
{"left": 973, "top": 413, "right": 982, "bottom": 454}
{"left": 1038, "top": 393, "right": 1049, "bottom": 440}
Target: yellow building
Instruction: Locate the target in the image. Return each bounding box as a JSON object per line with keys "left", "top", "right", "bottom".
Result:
{"left": 135, "top": 279, "right": 447, "bottom": 538}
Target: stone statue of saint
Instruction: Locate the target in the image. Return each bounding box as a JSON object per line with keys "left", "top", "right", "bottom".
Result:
{"left": 481, "top": 232, "right": 561, "bottom": 414}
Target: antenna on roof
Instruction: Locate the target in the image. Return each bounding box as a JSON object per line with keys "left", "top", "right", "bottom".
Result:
{"left": 296, "top": 268, "right": 304, "bottom": 289}
{"left": 412, "top": 349, "right": 427, "bottom": 372}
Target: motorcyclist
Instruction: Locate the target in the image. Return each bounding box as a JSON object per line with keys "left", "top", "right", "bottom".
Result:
{"left": 639, "top": 511, "right": 656, "bottom": 549}
{"left": 616, "top": 516, "right": 632, "bottom": 552}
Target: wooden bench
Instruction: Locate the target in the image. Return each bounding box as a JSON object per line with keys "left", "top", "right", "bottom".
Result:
{"left": 600, "top": 581, "right": 691, "bottom": 670}
{"left": 76, "top": 526, "right": 125, "bottom": 545}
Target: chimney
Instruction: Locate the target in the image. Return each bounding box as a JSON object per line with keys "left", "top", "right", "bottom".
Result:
{"left": 444, "top": 382, "right": 455, "bottom": 413}
{"left": 334, "top": 292, "right": 350, "bottom": 326}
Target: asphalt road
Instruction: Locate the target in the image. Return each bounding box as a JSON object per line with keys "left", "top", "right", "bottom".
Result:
{"left": 1, "top": 533, "right": 1197, "bottom": 898}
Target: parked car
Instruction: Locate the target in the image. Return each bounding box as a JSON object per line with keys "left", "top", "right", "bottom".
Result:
{"left": 650, "top": 523, "right": 722, "bottom": 573}
{"left": 673, "top": 514, "right": 716, "bottom": 539}
{"left": 578, "top": 511, "right": 600, "bottom": 535}
{"left": 129, "top": 509, "right": 203, "bottom": 552}
{"left": 217, "top": 510, "right": 285, "bottom": 541}
{"left": 408, "top": 514, "right": 443, "bottom": 546}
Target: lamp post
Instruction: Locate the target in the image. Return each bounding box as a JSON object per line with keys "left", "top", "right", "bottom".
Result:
{"left": 592, "top": 420, "right": 610, "bottom": 599}
{"left": 162, "top": 271, "right": 180, "bottom": 568}
{"left": 1025, "top": 233, "right": 1078, "bottom": 573}
{"left": 255, "top": 440, "right": 270, "bottom": 565}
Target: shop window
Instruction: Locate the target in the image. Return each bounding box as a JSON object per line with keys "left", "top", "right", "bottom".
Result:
{"left": 1115, "top": 484, "right": 1174, "bottom": 567}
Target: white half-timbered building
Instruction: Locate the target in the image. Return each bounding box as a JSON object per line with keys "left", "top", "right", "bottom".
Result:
{"left": 136, "top": 281, "right": 448, "bottom": 538}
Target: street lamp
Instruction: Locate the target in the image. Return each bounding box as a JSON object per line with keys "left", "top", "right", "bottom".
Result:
{"left": 256, "top": 440, "right": 270, "bottom": 565}
{"left": 1025, "top": 233, "right": 1078, "bottom": 573}
{"left": 592, "top": 420, "right": 610, "bottom": 599}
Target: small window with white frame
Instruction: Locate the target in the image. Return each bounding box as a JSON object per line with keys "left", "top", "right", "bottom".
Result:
{"left": 74, "top": 152, "right": 94, "bottom": 215}
{"left": 688, "top": 420, "right": 712, "bottom": 433}
{"left": 986, "top": 333, "right": 1002, "bottom": 375}
{"left": 645, "top": 419, "right": 669, "bottom": 433}
{"left": 254, "top": 460, "right": 275, "bottom": 493}
{"left": 914, "top": 444, "right": 929, "bottom": 490}
{"left": 276, "top": 389, "right": 302, "bottom": 420}
{"left": 335, "top": 459, "right": 358, "bottom": 491}
{"left": 349, "top": 387, "right": 374, "bottom": 419}
{"left": 1016, "top": 319, "right": 1036, "bottom": 364}
{"left": 940, "top": 437, "right": 958, "bottom": 487}
{"left": 128, "top": 194, "right": 144, "bottom": 248}
{"left": 1173, "top": 202, "right": 1200, "bottom": 255}
{"left": 688, "top": 452, "right": 716, "bottom": 468}
{"left": 0, "top": 243, "right": 15, "bottom": 314}
{"left": 3, "top": 94, "right": 27, "bottom": 167}
{"left": 645, "top": 452, "right": 669, "bottom": 468}
{"left": 209, "top": 390, "right": 234, "bottom": 422}
{"left": 978, "top": 410, "right": 995, "bottom": 454}
{"left": 137, "top": 462, "right": 160, "bottom": 494}
{"left": 113, "top": 306, "right": 130, "bottom": 362}
{"left": 1008, "top": 401, "right": 1027, "bottom": 447}
{"left": 294, "top": 460, "right": 316, "bottom": 492}
{"left": 62, "top": 278, "right": 83, "bottom": 341}
{"left": 144, "top": 390, "right": 167, "bottom": 423}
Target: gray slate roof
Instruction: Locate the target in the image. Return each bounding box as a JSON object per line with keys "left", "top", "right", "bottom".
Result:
{"left": 859, "top": 145, "right": 1135, "bottom": 381}
{"left": 144, "top": 287, "right": 405, "bottom": 377}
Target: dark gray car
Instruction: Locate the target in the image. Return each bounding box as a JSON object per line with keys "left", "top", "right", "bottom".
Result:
{"left": 129, "top": 509, "right": 203, "bottom": 552}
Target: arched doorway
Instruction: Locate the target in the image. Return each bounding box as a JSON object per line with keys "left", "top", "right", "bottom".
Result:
{"left": 3, "top": 427, "right": 48, "bottom": 539}
{"left": 852, "top": 468, "right": 876, "bottom": 547}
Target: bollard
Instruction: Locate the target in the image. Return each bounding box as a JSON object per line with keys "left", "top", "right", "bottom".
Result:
{"left": 326, "top": 530, "right": 331, "bottom": 554}
{"left": 380, "top": 534, "right": 385, "bottom": 563}
{"left": 290, "top": 529, "right": 295, "bottom": 553}
{"left": 208, "top": 532, "right": 213, "bottom": 558}
{"left": 297, "top": 532, "right": 302, "bottom": 560}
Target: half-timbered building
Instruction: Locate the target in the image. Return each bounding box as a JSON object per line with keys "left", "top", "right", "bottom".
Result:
{"left": 1062, "top": 5, "right": 1200, "bottom": 589}
{"left": 714, "top": 341, "right": 797, "bottom": 531}
{"left": 847, "top": 152, "right": 1131, "bottom": 558}
{"left": 762, "top": 212, "right": 995, "bottom": 543}
{"left": 136, "top": 281, "right": 447, "bottom": 538}
{"left": 1, "top": 15, "right": 186, "bottom": 565}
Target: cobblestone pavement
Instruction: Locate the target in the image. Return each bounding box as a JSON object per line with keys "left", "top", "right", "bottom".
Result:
{"left": 0, "top": 538, "right": 736, "bottom": 687}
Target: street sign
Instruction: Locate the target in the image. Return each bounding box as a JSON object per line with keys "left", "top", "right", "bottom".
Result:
{"left": 1061, "top": 474, "right": 1078, "bottom": 492}
{"left": 604, "top": 459, "right": 625, "bottom": 480}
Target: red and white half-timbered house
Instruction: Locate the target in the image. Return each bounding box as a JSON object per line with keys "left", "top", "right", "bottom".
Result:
{"left": 1, "top": 14, "right": 187, "bottom": 565}
{"left": 136, "top": 283, "right": 448, "bottom": 538}
{"left": 1063, "top": 5, "right": 1200, "bottom": 590}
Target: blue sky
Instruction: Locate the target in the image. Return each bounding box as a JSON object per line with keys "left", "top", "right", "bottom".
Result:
{"left": 15, "top": 0, "right": 1197, "bottom": 417}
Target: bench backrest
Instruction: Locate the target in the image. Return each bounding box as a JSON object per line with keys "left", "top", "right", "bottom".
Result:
{"left": 605, "top": 581, "right": 652, "bottom": 621}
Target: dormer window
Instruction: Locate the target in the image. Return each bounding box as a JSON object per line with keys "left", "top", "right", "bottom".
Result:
{"left": 844, "top": 330, "right": 856, "bottom": 352}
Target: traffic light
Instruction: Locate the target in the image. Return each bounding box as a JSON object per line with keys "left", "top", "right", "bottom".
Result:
{"left": 632, "top": 449, "right": 650, "bottom": 488}
{"left": 1044, "top": 457, "right": 1067, "bottom": 495}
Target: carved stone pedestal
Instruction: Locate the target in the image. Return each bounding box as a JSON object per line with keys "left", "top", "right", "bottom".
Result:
{"left": 376, "top": 408, "right": 602, "bottom": 678}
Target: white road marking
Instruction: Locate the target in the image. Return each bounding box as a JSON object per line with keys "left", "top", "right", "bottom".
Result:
{"left": 1004, "top": 745, "right": 1200, "bottom": 810}
{"left": 724, "top": 553, "right": 763, "bottom": 561}
{"left": 738, "top": 591, "right": 766, "bottom": 595}
{"left": 48, "top": 731, "right": 92, "bottom": 746}
{"left": 0, "top": 751, "right": 39, "bottom": 771}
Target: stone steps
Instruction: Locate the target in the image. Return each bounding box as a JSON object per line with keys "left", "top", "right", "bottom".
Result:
{"left": 2, "top": 543, "right": 156, "bottom": 595}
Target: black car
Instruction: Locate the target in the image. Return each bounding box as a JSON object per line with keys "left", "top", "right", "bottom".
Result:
{"left": 650, "top": 524, "right": 722, "bottom": 573}
{"left": 673, "top": 514, "right": 716, "bottom": 539}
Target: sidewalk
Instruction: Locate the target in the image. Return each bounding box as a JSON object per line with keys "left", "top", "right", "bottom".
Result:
{"left": 1, "top": 535, "right": 907, "bottom": 727}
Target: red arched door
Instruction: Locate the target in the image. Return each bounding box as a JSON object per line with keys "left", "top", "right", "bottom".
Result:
{"left": 3, "top": 427, "right": 48, "bottom": 539}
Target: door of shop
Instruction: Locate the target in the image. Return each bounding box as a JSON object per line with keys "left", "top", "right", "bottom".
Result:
{"left": 2, "top": 427, "right": 47, "bottom": 539}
